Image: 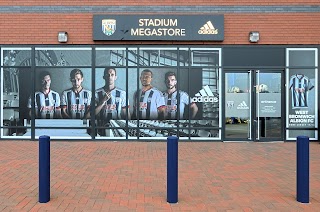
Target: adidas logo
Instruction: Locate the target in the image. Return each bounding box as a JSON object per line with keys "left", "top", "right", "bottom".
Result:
{"left": 192, "top": 85, "right": 218, "bottom": 103}
{"left": 198, "top": 21, "right": 218, "bottom": 35}
{"left": 237, "top": 101, "right": 249, "bottom": 110}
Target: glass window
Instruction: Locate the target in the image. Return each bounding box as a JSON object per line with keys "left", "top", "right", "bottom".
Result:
{"left": 191, "top": 48, "right": 220, "bottom": 67}
{"left": 178, "top": 48, "right": 189, "bottom": 67}
{"left": 1, "top": 68, "right": 31, "bottom": 138}
{"left": 30, "top": 47, "right": 92, "bottom": 139}
{"left": 286, "top": 48, "right": 318, "bottom": 140}
{"left": 287, "top": 130, "right": 316, "bottom": 140}
{"left": 189, "top": 68, "right": 221, "bottom": 140}
{"left": 94, "top": 67, "right": 128, "bottom": 139}
{"left": 96, "top": 48, "right": 126, "bottom": 67}
{"left": 2, "top": 48, "right": 31, "bottom": 66}
{"left": 288, "top": 50, "right": 316, "bottom": 67}
{"left": 27, "top": 68, "right": 92, "bottom": 138}
{"left": 1, "top": 46, "right": 222, "bottom": 140}
{"left": 139, "top": 48, "right": 178, "bottom": 66}
{"left": 35, "top": 48, "right": 91, "bottom": 66}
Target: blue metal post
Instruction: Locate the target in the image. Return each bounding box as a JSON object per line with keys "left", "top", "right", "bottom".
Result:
{"left": 297, "top": 135, "right": 309, "bottom": 203}
{"left": 167, "top": 136, "right": 178, "bottom": 203}
{"left": 39, "top": 135, "right": 50, "bottom": 203}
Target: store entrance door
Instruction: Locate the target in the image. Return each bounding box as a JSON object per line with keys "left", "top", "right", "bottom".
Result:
{"left": 224, "top": 70, "right": 284, "bottom": 141}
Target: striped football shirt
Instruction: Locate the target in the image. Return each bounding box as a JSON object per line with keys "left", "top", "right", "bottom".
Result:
{"left": 163, "top": 90, "right": 192, "bottom": 119}
{"left": 61, "top": 88, "right": 91, "bottom": 119}
{"left": 95, "top": 87, "right": 128, "bottom": 120}
{"left": 133, "top": 87, "right": 165, "bottom": 120}
{"left": 289, "top": 74, "right": 314, "bottom": 108}
{"left": 27, "top": 90, "right": 61, "bottom": 119}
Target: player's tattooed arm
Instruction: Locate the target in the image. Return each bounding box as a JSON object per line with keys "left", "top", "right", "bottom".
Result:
{"left": 121, "top": 107, "right": 131, "bottom": 120}
{"left": 28, "top": 109, "right": 33, "bottom": 119}
{"left": 55, "top": 107, "right": 62, "bottom": 119}
{"left": 158, "top": 106, "right": 166, "bottom": 120}
{"left": 95, "top": 91, "right": 111, "bottom": 115}
{"left": 190, "top": 103, "right": 198, "bottom": 119}
{"left": 61, "top": 107, "right": 71, "bottom": 119}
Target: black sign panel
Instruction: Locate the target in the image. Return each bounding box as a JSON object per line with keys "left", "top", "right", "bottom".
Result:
{"left": 93, "top": 15, "right": 224, "bottom": 41}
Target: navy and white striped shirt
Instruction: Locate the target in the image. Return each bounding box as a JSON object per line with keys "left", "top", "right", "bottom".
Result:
{"left": 61, "top": 88, "right": 91, "bottom": 119}
{"left": 289, "top": 74, "right": 314, "bottom": 108}
{"left": 27, "top": 90, "right": 60, "bottom": 119}
{"left": 95, "top": 87, "right": 128, "bottom": 120}
{"left": 133, "top": 87, "right": 165, "bottom": 120}
{"left": 163, "top": 90, "right": 192, "bottom": 119}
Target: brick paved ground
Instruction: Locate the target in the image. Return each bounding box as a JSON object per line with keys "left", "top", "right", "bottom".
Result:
{"left": 0, "top": 141, "right": 320, "bottom": 211}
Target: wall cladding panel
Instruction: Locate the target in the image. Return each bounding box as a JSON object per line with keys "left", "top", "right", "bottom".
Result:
{"left": 1, "top": 13, "right": 319, "bottom": 44}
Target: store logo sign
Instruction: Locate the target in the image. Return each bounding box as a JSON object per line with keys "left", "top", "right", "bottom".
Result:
{"left": 192, "top": 85, "right": 218, "bottom": 103}
{"left": 102, "top": 19, "right": 116, "bottom": 36}
{"left": 93, "top": 15, "right": 224, "bottom": 41}
{"left": 198, "top": 21, "right": 218, "bottom": 35}
{"left": 237, "top": 101, "right": 249, "bottom": 110}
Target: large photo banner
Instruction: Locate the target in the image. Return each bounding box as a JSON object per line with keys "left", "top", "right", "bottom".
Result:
{"left": 128, "top": 68, "right": 195, "bottom": 139}
{"left": 1, "top": 48, "right": 93, "bottom": 138}
{"left": 1, "top": 47, "right": 221, "bottom": 139}
{"left": 96, "top": 67, "right": 220, "bottom": 139}
{"left": 32, "top": 48, "right": 92, "bottom": 138}
{"left": 287, "top": 69, "right": 316, "bottom": 128}
{"left": 286, "top": 48, "right": 318, "bottom": 140}
{"left": 94, "top": 67, "right": 128, "bottom": 138}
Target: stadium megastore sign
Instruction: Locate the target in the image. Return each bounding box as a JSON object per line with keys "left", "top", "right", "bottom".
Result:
{"left": 93, "top": 15, "right": 224, "bottom": 41}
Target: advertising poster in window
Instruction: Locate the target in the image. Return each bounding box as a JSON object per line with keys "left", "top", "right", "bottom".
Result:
{"left": 94, "top": 67, "right": 128, "bottom": 138}
{"left": 286, "top": 48, "right": 318, "bottom": 140}
{"left": 1, "top": 47, "right": 221, "bottom": 140}
{"left": 287, "top": 69, "right": 316, "bottom": 128}
{"left": 28, "top": 68, "right": 92, "bottom": 138}
{"left": 257, "top": 73, "right": 282, "bottom": 118}
{"left": 0, "top": 48, "right": 93, "bottom": 138}
{"left": 189, "top": 68, "right": 220, "bottom": 138}
{"left": 33, "top": 48, "right": 92, "bottom": 138}
{"left": 225, "top": 73, "right": 250, "bottom": 127}
{"left": 129, "top": 68, "right": 180, "bottom": 138}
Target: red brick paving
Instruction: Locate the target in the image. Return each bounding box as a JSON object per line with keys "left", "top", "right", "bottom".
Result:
{"left": 0, "top": 141, "right": 320, "bottom": 211}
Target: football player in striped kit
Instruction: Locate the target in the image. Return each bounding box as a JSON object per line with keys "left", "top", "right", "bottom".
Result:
{"left": 27, "top": 71, "right": 62, "bottom": 119}
{"left": 163, "top": 71, "right": 198, "bottom": 119}
{"left": 133, "top": 69, "right": 166, "bottom": 120}
{"left": 289, "top": 74, "right": 314, "bottom": 109}
{"left": 61, "top": 69, "right": 91, "bottom": 119}
{"left": 93, "top": 68, "right": 130, "bottom": 126}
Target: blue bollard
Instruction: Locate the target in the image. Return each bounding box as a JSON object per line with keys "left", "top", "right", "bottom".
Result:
{"left": 296, "top": 135, "right": 309, "bottom": 203}
{"left": 167, "top": 136, "right": 178, "bottom": 203}
{"left": 39, "top": 135, "right": 50, "bottom": 203}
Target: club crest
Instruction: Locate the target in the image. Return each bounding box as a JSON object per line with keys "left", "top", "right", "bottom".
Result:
{"left": 102, "top": 19, "right": 116, "bottom": 36}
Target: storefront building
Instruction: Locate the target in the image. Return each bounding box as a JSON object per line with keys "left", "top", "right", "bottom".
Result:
{"left": 0, "top": 1, "right": 319, "bottom": 141}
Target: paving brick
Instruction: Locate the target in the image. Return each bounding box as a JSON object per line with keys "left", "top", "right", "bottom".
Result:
{"left": 0, "top": 141, "right": 320, "bottom": 210}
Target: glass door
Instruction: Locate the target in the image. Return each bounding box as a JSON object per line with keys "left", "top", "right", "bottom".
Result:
{"left": 254, "top": 70, "right": 284, "bottom": 141}
{"left": 225, "top": 71, "right": 252, "bottom": 140}
{"left": 224, "top": 70, "right": 284, "bottom": 141}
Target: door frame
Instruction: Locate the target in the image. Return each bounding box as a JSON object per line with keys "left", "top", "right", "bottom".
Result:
{"left": 252, "top": 70, "right": 285, "bottom": 142}
{"left": 222, "top": 69, "right": 285, "bottom": 141}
